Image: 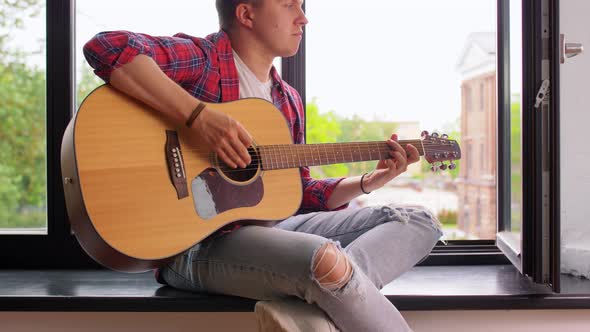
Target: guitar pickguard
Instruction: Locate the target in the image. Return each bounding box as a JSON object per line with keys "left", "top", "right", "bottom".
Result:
{"left": 191, "top": 168, "right": 264, "bottom": 219}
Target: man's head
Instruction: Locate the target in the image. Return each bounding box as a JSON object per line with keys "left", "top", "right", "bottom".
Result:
{"left": 216, "top": 0, "right": 307, "bottom": 57}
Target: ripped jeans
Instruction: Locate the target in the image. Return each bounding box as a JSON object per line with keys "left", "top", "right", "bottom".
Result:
{"left": 160, "top": 204, "right": 443, "bottom": 332}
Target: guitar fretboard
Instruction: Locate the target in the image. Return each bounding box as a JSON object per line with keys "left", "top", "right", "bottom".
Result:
{"left": 257, "top": 140, "right": 424, "bottom": 170}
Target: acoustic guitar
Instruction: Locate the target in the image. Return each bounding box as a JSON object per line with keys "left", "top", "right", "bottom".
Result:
{"left": 61, "top": 85, "right": 461, "bottom": 272}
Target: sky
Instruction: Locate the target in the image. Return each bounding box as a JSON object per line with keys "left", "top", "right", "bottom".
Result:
{"left": 10, "top": 0, "right": 498, "bottom": 132}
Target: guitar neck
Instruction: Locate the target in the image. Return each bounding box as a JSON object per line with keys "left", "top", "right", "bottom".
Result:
{"left": 258, "top": 140, "right": 424, "bottom": 170}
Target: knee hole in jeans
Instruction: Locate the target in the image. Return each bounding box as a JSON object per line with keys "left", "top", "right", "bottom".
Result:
{"left": 311, "top": 243, "right": 353, "bottom": 291}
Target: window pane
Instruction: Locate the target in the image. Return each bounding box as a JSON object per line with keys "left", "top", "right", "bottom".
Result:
{"left": 306, "top": 1, "right": 497, "bottom": 240}
{"left": 509, "top": 0, "right": 522, "bottom": 234}
{"left": 76, "top": 2, "right": 280, "bottom": 106}
{"left": 0, "top": 1, "right": 47, "bottom": 233}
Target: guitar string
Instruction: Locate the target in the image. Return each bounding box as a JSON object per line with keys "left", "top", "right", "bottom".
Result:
{"left": 180, "top": 146, "right": 459, "bottom": 161}
{"left": 180, "top": 150, "right": 459, "bottom": 166}
{"left": 181, "top": 142, "right": 459, "bottom": 154}
{"left": 178, "top": 147, "right": 460, "bottom": 175}
{"left": 180, "top": 144, "right": 459, "bottom": 164}
{"left": 175, "top": 141, "right": 459, "bottom": 173}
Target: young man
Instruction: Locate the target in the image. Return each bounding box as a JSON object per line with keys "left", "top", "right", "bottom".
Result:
{"left": 83, "top": 0, "right": 443, "bottom": 331}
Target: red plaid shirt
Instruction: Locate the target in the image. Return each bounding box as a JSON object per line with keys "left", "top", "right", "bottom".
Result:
{"left": 84, "top": 30, "right": 347, "bottom": 214}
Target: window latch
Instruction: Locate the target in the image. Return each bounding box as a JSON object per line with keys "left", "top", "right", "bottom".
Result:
{"left": 534, "top": 79, "right": 550, "bottom": 109}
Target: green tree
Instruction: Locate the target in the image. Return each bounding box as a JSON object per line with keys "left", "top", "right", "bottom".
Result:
{"left": 510, "top": 96, "right": 522, "bottom": 230}
{"left": 306, "top": 98, "right": 348, "bottom": 178}
{"left": 0, "top": 0, "right": 46, "bottom": 227}
{"left": 0, "top": 0, "right": 42, "bottom": 62}
{"left": 306, "top": 98, "right": 399, "bottom": 178}
{"left": 76, "top": 62, "right": 104, "bottom": 108}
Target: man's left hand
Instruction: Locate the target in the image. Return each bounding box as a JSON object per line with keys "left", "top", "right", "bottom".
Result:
{"left": 362, "top": 133, "right": 420, "bottom": 192}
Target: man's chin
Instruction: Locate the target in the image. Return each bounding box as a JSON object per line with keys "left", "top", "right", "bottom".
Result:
{"left": 280, "top": 47, "right": 300, "bottom": 58}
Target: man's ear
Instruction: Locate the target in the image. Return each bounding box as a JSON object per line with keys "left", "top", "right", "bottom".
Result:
{"left": 235, "top": 3, "right": 255, "bottom": 29}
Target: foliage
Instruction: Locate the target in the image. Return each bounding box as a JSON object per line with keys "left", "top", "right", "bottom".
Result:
{"left": 306, "top": 98, "right": 398, "bottom": 178}
{"left": 510, "top": 97, "right": 522, "bottom": 228}
{"left": 0, "top": 0, "right": 42, "bottom": 62}
{"left": 437, "top": 208, "right": 457, "bottom": 225}
{"left": 0, "top": 0, "right": 45, "bottom": 227}
{"left": 76, "top": 63, "right": 104, "bottom": 108}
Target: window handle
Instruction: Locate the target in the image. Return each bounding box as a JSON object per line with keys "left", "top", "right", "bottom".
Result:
{"left": 560, "top": 34, "right": 584, "bottom": 64}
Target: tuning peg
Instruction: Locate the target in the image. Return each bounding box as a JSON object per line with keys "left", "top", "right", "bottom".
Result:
{"left": 439, "top": 162, "right": 448, "bottom": 170}
{"left": 431, "top": 164, "right": 439, "bottom": 172}
{"left": 449, "top": 162, "right": 456, "bottom": 170}
{"left": 441, "top": 134, "right": 448, "bottom": 139}
{"left": 421, "top": 130, "right": 429, "bottom": 138}
{"left": 432, "top": 132, "right": 439, "bottom": 138}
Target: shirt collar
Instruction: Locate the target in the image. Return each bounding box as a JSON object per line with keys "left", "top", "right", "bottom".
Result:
{"left": 210, "top": 30, "right": 286, "bottom": 101}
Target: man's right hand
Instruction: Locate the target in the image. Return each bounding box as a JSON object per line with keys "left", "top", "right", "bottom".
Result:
{"left": 192, "top": 107, "right": 253, "bottom": 169}
{"left": 107, "top": 55, "right": 252, "bottom": 169}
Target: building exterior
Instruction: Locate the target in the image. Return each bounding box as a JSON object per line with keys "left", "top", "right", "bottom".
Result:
{"left": 455, "top": 32, "right": 497, "bottom": 239}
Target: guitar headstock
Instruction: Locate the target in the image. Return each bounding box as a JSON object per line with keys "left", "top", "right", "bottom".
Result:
{"left": 421, "top": 130, "right": 462, "bottom": 172}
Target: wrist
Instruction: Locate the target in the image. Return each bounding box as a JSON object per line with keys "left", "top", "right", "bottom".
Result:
{"left": 360, "top": 172, "right": 372, "bottom": 194}
{"left": 185, "top": 101, "right": 207, "bottom": 128}
{"left": 361, "top": 171, "right": 383, "bottom": 194}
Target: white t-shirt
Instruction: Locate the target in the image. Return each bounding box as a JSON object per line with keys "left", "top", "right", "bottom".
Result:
{"left": 232, "top": 50, "right": 273, "bottom": 102}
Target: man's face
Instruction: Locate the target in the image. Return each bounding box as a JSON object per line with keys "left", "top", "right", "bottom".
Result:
{"left": 251, "top": 0, "right": 308, "bottom": 57}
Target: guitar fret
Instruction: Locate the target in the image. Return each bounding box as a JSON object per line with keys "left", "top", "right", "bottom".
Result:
{"left": 331, "top": 144, "right": 337, "bottom": 164}
{"left": 303, "top": 145, "right": 308, "bottom": 167}
{"left": 285, "top": 145, "right": 290, "bottom": 168}
{"left": 358, "top": 143, "right": 363, "bottom": 161}
{"left": 315, "top": 145, "right": 321, "bottom": 166}
{"left": 271, "top": 145, "right": 277, "bottom": 170}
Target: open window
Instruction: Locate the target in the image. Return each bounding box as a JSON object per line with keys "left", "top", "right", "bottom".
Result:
{"left": 495, "top": 0, "right": 560, "bottom": 292}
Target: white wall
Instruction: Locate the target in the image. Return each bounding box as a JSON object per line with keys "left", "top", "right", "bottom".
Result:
{"left": 1, "top": 310, "right": 590, "bottom": 332}
{"left": 560, "top": 0, "right": 590, "bottom": 278}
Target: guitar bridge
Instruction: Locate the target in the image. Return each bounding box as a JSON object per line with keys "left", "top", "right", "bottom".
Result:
{"left": 165, "top": 130, "right": 188, "bottom": 199}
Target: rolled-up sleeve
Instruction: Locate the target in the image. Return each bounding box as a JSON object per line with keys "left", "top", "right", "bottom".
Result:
{"left": 83, "top": 31, "right": 205, "bottom": 83}
{"left": 298, "top": 167, "right": 347, "bottom": 214}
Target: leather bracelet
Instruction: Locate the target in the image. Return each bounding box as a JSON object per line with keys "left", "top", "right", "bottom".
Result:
{"left": 360, "top": 172, "right": 371, "bottom": 194}
{"left": 185, "top": 102, "right": 207, "bottom": 128}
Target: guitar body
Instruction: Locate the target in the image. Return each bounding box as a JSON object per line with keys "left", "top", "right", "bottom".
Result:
{"left": 61, "top": 85, "right": 302, "bottom": 272}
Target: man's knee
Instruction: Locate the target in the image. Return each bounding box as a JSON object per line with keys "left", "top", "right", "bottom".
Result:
{"left": 312, "top": 242, "right": 353, "bottom": 291}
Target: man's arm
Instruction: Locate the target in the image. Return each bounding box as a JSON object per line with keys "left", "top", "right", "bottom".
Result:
{"left": 326, "top": 136, "right": 421, "bottom": 209}
{"left": 325, "top": 175, "right": 366, "bottom": 210}
{"left": 110, "top": 54, "right": 200, "bottom": 126}
{"left": 83, "top": 32, "right": 252, "bottom": 168}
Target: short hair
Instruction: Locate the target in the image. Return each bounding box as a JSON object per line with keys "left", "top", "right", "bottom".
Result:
{"left": 215, "top": 0, "right": 260, "bottom": 31}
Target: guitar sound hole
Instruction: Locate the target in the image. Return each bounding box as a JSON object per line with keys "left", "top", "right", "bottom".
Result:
{"left": 218, "top": 147, "right": 260, "bottom": 182}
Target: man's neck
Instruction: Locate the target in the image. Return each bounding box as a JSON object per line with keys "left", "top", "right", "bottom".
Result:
{"left": 228, "top": 30, "right": 274, "bottom": 83}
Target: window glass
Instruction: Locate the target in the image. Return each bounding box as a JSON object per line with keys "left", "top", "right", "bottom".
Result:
{"left": 509, "top": 0, "right": 523, "bottom": 234}
{"left": 306, "top": 1, "right": 497, "bottom": 240}
{"left": 0, "top": 1, "right": 47, "bottom": 233}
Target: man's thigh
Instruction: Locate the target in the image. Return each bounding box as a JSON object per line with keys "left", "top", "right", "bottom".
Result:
{"left": 164, "top": 225, "right": 331, "bottom": 300}
{"left": 275, "top": 205, "right": 414, "bottom": 247}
